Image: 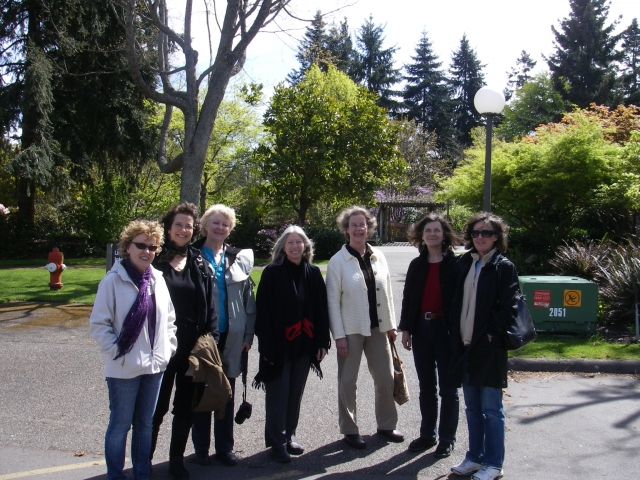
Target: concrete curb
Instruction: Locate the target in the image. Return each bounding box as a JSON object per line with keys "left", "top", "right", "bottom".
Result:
{"left": 509, "top": 357, "right": 640, "bottom": 375}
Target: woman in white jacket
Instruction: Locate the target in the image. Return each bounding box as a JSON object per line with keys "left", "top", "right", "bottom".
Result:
{"left": 326, "top": 206, "right": 402, "bottom": 450}
{"left": 90, "top": 219, "right": 177, "bottom": 480}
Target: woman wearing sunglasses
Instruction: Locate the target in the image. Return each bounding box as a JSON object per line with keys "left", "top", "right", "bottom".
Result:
{"left": 149, "top": 203, "right": 218, "bottom": 480}
{"left": 90, "top": 219, "right": 177, "bottom": 480}
{"left": 399, "top": 213, "right": 460, "bottom": 458}
{"left": 449, "top": 213, "right": 518, "bottom": 480}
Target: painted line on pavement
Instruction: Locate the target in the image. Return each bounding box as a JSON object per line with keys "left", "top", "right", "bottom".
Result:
{"left": 0, "top": 459, "right": 107, "bottom": 479}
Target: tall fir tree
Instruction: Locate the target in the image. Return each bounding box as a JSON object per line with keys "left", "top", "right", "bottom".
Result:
{"left": 546, "top": 0, "right": 623, "bottom": 108}
{"left": 0, "top": 0, "right": 156, "bottom": 228}
{"left": 352, "top": 16, "right": 402, "bottom": 111}
{"left": 402, "top": 31, "right": 455, "bottom": 154}
{"left": 288, "top": 11, "right": 329, "bottom": 84}
{"left": 621, "top": 18, "right": 640, "bottom": 105}
{"left": 504, "top": 50, "right": 537, "bottom": 101}
{"left": 449, "top": 34, "right": 486, "bottom": 146}
{"left": 326, "top": 18, "right": 354, "bottom": 76}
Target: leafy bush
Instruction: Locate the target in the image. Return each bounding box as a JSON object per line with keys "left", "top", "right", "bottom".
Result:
{"left": 596, "top": 241, "right": 640, "bottom": 326}
{"left": 549, "top": 239, "right": 613, "bottom": 282}
{"left": 308, "top": 228, "right": 344, "bottom": 260}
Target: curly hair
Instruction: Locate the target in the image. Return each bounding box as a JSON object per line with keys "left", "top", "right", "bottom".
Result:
{"left": 118, "top": 219, "right": 164, "bottom": 259}
{"left": 462, "top": 212, "right": 509, "bottom": 253}
{"left": 200, "top": 204, "right": 237, "bottom": 233}
{"left": 336, "top": 206, "right": 377, "bottom": 241}
{"left": 161, "top": 202, "right": 201, "bottom": 240}
{"left": 407, "top": 212, "right": 459, "bottom": 253}
{"left": 270, "top": 225, "right": 315, "bottom": 264}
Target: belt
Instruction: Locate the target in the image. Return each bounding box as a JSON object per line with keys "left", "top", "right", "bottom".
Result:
{"left": 423, "top": 312, "right": 443, "bottom": 320}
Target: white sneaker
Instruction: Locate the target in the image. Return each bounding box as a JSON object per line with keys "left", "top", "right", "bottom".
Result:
{"left": 471, "top": 466, "right": 504, "bottom": 480}
{"left": 451, "top": 458, "right": 482, "bottom": 476}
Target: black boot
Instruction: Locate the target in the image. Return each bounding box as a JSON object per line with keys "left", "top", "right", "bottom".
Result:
{"left": 168, "top": 417, "right": 192, "bottom": 480}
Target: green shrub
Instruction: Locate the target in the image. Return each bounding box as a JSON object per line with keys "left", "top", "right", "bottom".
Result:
{"left": 308, "top": 228, "right": 344, "bottom": 260}
{"left": 596, "top": 241, "right": 640, "bottom": 326}
{"left": 548, "top": 239, "right": 613, "bottom": 282}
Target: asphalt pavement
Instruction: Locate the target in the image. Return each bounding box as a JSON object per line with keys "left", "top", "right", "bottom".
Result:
{"left": 1, "top": 246, "right": 639, "bottom": 480}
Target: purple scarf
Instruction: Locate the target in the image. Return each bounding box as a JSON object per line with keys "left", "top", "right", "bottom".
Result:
{"left": 114, "top": 259, "right": 153, "bottom": 360}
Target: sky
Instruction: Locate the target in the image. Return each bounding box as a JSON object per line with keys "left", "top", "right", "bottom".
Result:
{"left": 176, "top": 0, "right": 638, "bottom": 98}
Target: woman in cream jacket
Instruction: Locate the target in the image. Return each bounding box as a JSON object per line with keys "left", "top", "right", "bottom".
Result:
{"left": 326, "top": 206, "right": 402, "bottom": 450}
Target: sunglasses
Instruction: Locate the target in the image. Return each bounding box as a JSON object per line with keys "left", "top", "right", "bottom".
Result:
{"left": 471, "top": 230, "right": 496, "bottom": 239}
{"left": 132, "top": 242, "right": 159, "bottom": 252}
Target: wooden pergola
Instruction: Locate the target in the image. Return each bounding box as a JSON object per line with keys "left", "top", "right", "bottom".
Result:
{"left": 376, "top": 196, "right": 442, "bottom": 244}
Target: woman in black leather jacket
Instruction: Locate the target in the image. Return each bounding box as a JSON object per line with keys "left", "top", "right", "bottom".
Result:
{"left": 399, "top": 213, "right": 460, "bottom": 458}
{"left": 449, "top": 213, "right": 518, "bottom": 480}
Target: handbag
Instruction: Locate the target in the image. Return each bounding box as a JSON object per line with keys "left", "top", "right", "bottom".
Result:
{"left": 389, "top": 340, "right": 410, "bottom": 405}
{"left": 502, "top": 293, "right": 537, "bottom": 350}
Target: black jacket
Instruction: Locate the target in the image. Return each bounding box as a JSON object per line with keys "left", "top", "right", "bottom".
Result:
{"left": 449, "top": 250, "right": 518, "bottom": 389}
{"left": 154, "top": 245, "right": 219, "bottom": 360}
{"left": 399, "top": 249, "right": 458, "bottom": 333}
{"left": 254, "top": 255, "right": 331, "bottom": 386}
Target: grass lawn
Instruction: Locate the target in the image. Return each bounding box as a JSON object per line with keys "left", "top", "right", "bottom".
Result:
{"left": 0, "top": 266, "right": 104, "bottom": 304}
{"left": 511, "top": 334, "right": 640, "bottom": 361}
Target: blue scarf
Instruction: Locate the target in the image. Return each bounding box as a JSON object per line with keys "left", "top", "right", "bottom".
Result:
{"left": 115, "top": 259, "right": 153, "bottom": 360}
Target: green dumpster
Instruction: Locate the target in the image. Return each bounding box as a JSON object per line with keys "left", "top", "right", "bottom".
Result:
{"left": 518, "top": 276, "right": 598, "bottom": 332}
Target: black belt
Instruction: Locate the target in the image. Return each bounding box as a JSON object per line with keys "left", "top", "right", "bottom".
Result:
{"left": 423, "top": 312, "right": 443, "bottom": 320}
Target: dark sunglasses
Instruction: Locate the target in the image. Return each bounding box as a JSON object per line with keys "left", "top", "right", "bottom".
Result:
{"left": 132, "top": 242, "right": 158, "bottom": 252}
{"left": 471, "top": 229, "right": 496, "bottom": 239}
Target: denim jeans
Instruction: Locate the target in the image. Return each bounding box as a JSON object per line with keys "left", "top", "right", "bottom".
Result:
{"left": 462, "top": 374, "right": 505, "bottom": 469}
{"left": 412, "top": 317, "right": 459, "bottom": 443}
{"left": 105, "top": 373, "right": 163, "bottom": 480}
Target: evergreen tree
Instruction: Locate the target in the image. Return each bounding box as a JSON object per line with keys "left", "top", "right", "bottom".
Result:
{"left": 546, "top": 0, "right": 623, "bottom": 108}
{"left": 449, "top": 34, "right": 486, "bottom": 146}
{"left": 621, "top": 18, "right": 640, "bottom": 105}
{"left": 352, "top": 16, "right": 402, "bottom": 111}
{"left": 504, "top": 50, "right": 537, "bottom": 101}
{"left": 326, "top": 18, "right": 354, "bottom": 76}
{"left": 288, "top": 11, "right": 329, "bottom": 84}
{"left": 0, "top": 0, "right": 156, "bottom": 227}
{"left": 402, "top": 31, "right": 455, "bottom": 154}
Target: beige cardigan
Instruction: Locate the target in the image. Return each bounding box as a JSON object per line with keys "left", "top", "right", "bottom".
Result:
{"left": 326, "top": 244, "right": 396, "bottom": 339}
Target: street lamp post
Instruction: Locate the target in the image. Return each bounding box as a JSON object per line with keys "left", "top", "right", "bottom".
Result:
{"left": 474, "top": 87, "right": 506, "bottom": 212}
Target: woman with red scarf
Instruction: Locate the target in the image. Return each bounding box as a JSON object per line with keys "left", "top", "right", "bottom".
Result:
{"left": 90, "top": 220, "right": 177, "bottom": 480}
{"left": 253, "top": 226, "right": 331, "bottom": 463}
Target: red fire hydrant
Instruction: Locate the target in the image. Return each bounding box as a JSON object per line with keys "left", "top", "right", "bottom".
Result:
{"left": 45, "top": 247, "right": 66, "bottom": 290}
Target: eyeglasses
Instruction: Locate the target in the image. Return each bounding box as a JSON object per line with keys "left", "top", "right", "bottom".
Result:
{"left": 172, "top": 222, "right": 194, "bottom": 231}
{"left": 132, "top": 242, "right": 158, "bottom": 252}
{"left": 471, "top": 230, "right": 496, "bottom": 239}
{"left": 349, "top": 224, "right": 367, "bottom": 230}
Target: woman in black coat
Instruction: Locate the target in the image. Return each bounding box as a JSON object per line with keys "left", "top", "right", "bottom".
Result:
{"left": 399, "top": 213, "right": 460, "bottom": 458}
{"left": 254, "top": 225, "right": 331, "bottom": 464}
{"left": 449, "top": 213, "right": 518, "bottom": 480}
{"left": 149, "top": 203, "right": 218, "bottom": 480}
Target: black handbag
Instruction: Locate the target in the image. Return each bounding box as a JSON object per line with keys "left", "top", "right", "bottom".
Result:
{"left": 502, "top": 293, "right": 537, "bottom": 350}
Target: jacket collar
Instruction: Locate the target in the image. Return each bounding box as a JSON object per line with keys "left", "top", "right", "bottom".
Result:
{"left": 192, "top": 237, "right": 242, "bottom": 268}
{"left": 340, "top": 243, "right": 375, "bottom": 261}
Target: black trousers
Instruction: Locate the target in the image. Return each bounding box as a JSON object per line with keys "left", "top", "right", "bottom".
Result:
{"left": 264, "top": 355, "right": 311, "bottom": 450}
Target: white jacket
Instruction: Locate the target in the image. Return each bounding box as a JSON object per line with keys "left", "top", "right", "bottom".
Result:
{"left": 326, "top": 244, "right": 396, "bottom": 339}
{"left": 90, "top": 261, "right": 177, "bottom": 379}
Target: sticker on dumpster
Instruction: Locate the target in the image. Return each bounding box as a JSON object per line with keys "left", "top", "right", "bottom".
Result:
{"left": 563, "top": 290, "right": 581, "bottom": 307}
{"left": 533, "top": 290, "right": 551, "bottom": 308}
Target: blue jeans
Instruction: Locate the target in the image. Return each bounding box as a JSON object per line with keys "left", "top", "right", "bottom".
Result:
{"left": 105, "top": 373, "right": 163, "bottom": 480}
{"left": 411, "top": 317, "right": 459, "bottom": 443}
{"left": 462, "top": 375, "right": 505, "bottom": 469}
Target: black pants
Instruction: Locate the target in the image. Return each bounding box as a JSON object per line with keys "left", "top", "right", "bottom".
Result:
{"left": 264, "top": 355, "right": 311, "bottom": 451}
{"left": 191, "top": 332, "right": 236, "bottom": 455}
{"left": 412, "top": 317, "right": 459, "bottom": 443}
